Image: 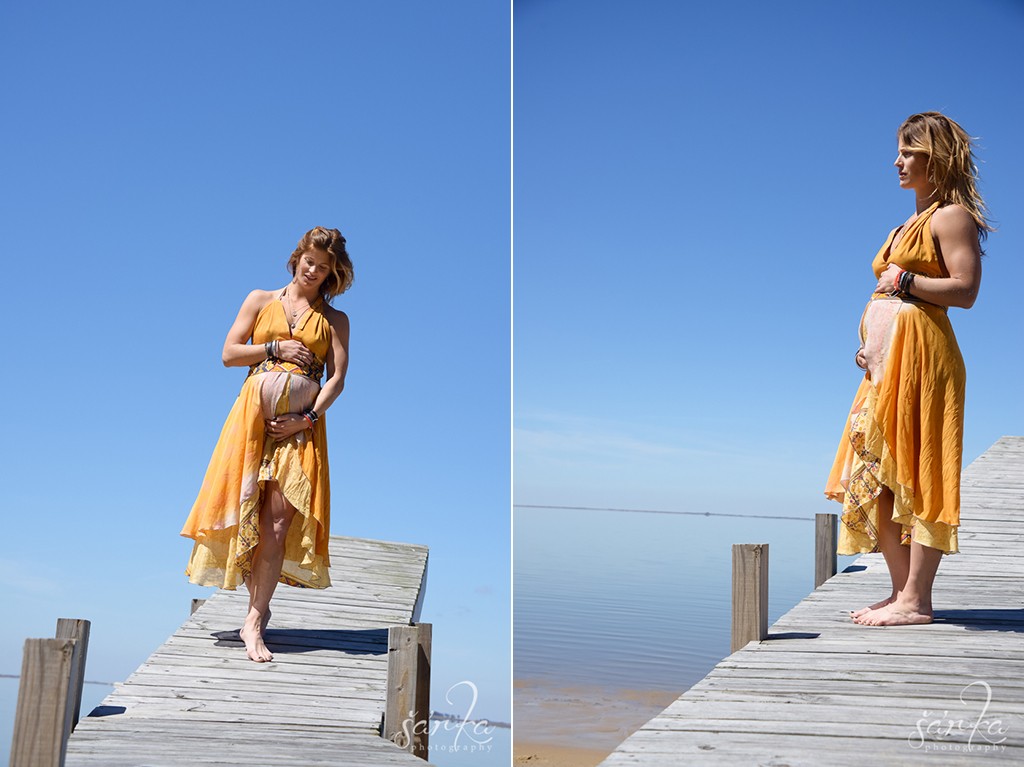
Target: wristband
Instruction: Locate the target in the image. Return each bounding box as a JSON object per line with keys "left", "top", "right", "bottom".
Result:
{"left": 890, "top": 268, "right": 906, "bottom": 297}
{"left": 900, "top": 271, "right": 915, "bottom": 295}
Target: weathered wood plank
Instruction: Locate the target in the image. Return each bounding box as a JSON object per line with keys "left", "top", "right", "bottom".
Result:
{"left": 814, "top": 513, "right": 838, "bottom": 587}
{"left": 600, "top": 730, "right": 1019, "bottom": 766}
{"left": 731, "top": 543, "right": 768, "bottom": 653}
{"left": 64, "top": 535, "right": 435, "bottom": 766}
{"left": 54, "top": 618, "right": 90, "bottom": 734}
{"left": 383, "top": 623, "right": 432, "bottom": 758}
{"left": 599, "top": 437, "right": 1024, "bottom": 765}
{"left": 10, "top": 638, "right": 77, "bottom": 767}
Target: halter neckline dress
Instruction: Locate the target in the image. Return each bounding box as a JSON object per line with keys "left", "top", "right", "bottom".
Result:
{"left": 825, "top": 201, "right": 965, "bottom": 554}
{"left": 180, "top": 291, "right": 334, "bottom": 588}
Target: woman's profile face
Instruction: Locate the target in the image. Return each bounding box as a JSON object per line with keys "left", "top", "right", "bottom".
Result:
{"left": 894, "top": 144, "right": 931, "bottom": 192}
{"left": 294, "top": 248, "right": 333, "bottom": 292}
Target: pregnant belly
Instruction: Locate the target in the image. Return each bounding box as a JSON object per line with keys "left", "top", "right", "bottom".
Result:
{"left": 859, "top": 298, "right": 914, "bottom": 385}
{"left": 254, "top": 371, "right": 320, "bottom": 418}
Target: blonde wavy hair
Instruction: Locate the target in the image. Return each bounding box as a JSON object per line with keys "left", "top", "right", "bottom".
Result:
{"left": 898, "top": 112, "right": 994, "bottom": 241}
{"left": 287, "top": 226, "right": 354, "bottom": 301}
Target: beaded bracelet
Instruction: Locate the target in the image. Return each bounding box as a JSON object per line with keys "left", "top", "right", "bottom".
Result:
{"left": 899, "top": 270, "right": 915, "bottom": 296}
{"left": 889, "top": 268, "right": 906, "bottom": 297}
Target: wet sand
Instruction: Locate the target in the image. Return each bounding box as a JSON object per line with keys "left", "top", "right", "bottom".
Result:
{"left": 514, "top": 679, "right": 680, "bottom": 766}
{"left": 513, "top": 741, "right": 614, "bottom": 767}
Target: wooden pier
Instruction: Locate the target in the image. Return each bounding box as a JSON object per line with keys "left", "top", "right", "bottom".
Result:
{"left": 599, "top": 436, "right": 1024, "bottom": 765}
{"left": 59, "top": 535, "right": 434, "bottom": 766}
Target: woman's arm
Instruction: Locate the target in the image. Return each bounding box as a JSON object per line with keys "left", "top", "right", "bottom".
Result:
{"left": 877, "top": 205, "right": 982, "bottom": 309}
{"left": 310, "top": 308, "right": 351, "bottom": 418}
{"left": 222, "top": 290, "right": 275, "bottom": 367}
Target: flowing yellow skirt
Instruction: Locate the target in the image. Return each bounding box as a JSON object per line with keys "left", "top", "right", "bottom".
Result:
{"left": 825, "top": 296, "right": 964, "bottom": 554}
{"left": 180, "top": 368, "right": 332, "bottom": 588}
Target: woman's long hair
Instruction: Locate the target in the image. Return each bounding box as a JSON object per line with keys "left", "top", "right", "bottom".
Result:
{"left": 287, "top": 226, "right": 354, "bottom": 301}
{"left": 898, "top": 112, "right": 994, "bottom": 241}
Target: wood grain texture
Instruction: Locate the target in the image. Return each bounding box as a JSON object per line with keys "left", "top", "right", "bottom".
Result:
{"left": 10, "top": 638, "right": 76, "bottom": 767}
{"left": 64, "top": 535, "right": 435, "bottom": 766}
{"left": 54, "top": 618, "right": 91, "bottom": 734}
{"left": 600, "top": 436, "right": 1024, "bottom": 765}
{"left": 383, "top": 624, "right": 432, "bottom": 758}
{"left": 814, "top": 512, "right": 838, "bottom": 588}
{"left": 731, "top": 543, "right": 769, "bottom": 653}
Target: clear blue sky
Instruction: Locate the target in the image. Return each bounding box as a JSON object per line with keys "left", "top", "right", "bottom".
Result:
{"left": 514, "top": 0, "right": 1024, "bottom": 521}
{"left": 0, "top": 1, "right": 509, "bottom": 761}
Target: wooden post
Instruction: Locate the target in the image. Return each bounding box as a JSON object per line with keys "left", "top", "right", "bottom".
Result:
{"left": 815, "top": 513, "right": 838, "bottom": 588}
{"left": 413, "top": 622, "right": 431, "bottom": 756}
{"left": 9, "top": 638, "right": 77, "bottom": 767}
{"left": 384, "top": 623, "right": 432, "bottom": 759}
{"left": 54, "top": 619, "right": 90, "bottom": 732}
{"left": 731, "top": 543, "right": 769, "bottom": 653}
{"left": 190, "top": 598, "right": 207, "bottom": 615}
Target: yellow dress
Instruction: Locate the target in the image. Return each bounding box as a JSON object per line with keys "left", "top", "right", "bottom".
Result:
{"left": 181, "top": 292, "right": 334, "bottom": 588}
{"left": 825, "top": 201, "right": 965, "bottom": 554}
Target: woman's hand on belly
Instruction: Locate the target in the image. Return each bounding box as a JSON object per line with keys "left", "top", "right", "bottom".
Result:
{"left": 876, "top": 263, "right": 903, "bottom": 295}
{"left": 855, "top": 347, "right": 868, "bottom": 370}
{"left": 277, "top": 339, "right": 315, "bottom": 367}
{"left": 266, "top": 413, "right": 310, "bottom": 442}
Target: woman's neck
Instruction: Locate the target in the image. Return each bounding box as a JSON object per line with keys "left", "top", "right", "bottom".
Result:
{"left": 915, "top": 185, "right": 939, "bottom": 213}
{"left": 287, "top": 279, "right": 319, "bottom": 304}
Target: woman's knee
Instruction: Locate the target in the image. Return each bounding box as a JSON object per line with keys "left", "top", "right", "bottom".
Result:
{"left": 261, "top": 483, "right": 297, "bottom": 543}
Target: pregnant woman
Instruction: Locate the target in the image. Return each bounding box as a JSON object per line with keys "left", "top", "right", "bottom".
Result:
{"left": 181, "top": 226, "right": 353, "bottom": 661}
{"left": 825, "top": 112, "right": 992, "bottom": 627}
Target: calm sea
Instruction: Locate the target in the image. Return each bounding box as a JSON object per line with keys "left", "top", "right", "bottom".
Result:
{"left": 513, "top": 506, "right": 857, "bottom": 749}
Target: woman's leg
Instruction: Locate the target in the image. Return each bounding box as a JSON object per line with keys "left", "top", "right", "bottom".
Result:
{"left": 239, "top": 481, "right": 297, "bottom": 661}
{"left": 855, "top": 540, "right": 940, "bottom": 625}
{"left": 242, "top": 579, "right": 273, "bottom": 637}
{"left": 851, "top": 488, "right": 910, "bottom": 618}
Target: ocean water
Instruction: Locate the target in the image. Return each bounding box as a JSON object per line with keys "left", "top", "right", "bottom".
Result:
{"left": 513, "top": 506, "right": 857, "bottom": 749}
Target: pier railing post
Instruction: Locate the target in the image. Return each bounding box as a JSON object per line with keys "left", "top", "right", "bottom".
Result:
{"left": 9, "top": 638, "right": 77, "bottom": 767}
{"left": 815, "top": 513, "right": 838, "bottom": 588}
{"left": 10, "top": 618, "right": 91, "bottom": 767}
{"left": 384, "top": 622, "right": 432, "bottom": 760}
{"left": 54, "top": 619, "right": 91, "bottom": 732}
{"left": 731, "top": 543, "right": 769, "bottom": 653}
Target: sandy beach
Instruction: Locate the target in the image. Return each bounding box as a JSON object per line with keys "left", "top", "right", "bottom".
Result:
{"left": 514, "top": 741, "right": 614, "bottom": 767}
{"left": 514, "top": 679, "right": 680, "bottom": 766}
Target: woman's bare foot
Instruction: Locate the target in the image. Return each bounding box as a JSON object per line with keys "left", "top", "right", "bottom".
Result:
{"left": 850, "top": 595, "right": 896, "bottom": 619}
{"left": 853, "top": 601, "right": 933, "bottom": 626}
{"left": 261, "top": 608, "right": 272, "bottom": 634}
{"left": 240, "top": 614, "right": 273, "bottom": 662}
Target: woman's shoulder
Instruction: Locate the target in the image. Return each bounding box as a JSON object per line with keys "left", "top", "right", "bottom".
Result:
{"left": 931, "top": 203, "right": 977, "bottom": 237}
{"left": 228, "top": 289, "right": 281, "bottom": 323}
{"left": 321, "top": 303, "right": 351, "bottom": 336}
{"left": 240, "top": 288, "right": 281, "bottom": 309}
{"left": 933, "top": 200, "right": 970, "bottom": 221}
{"left": 321, "top": 302, "right": 350, "bottom": 325}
